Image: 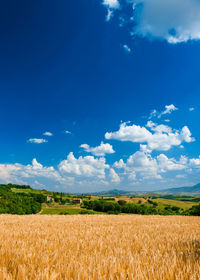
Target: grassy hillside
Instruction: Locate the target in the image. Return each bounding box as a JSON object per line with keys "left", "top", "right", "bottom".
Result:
{"left": 152, "top": 198, "right": 197, "bottom": 210}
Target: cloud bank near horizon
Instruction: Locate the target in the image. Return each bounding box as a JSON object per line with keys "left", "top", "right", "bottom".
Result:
{"left": 0, "top": 104, "right": 199, "bottom": 192}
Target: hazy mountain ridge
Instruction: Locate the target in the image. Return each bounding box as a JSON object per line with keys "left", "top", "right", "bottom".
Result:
{"left": 157, "top": 183, "right": 200, "bottom": 194}
{"left": 88, "top": 184, "right": 200, "bottom": 196}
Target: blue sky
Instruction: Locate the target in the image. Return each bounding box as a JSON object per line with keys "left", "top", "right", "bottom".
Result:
{"left": 0, "top": 0, "right": 200, "bottom": 192}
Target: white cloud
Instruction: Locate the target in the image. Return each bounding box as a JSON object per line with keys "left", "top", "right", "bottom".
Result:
{"left": 1, "top": 151, "right": 200, "bottom": 191}
{"left": 149, "top": 109, "right": 157, "bottom": 119}
{"left": 27, "top": 138, "right": 48, "bottom": 144}
{"left": 65, "top": 130, "right": 72, "bottom": 134}
{"left": 0, "top": 159, "right": 63, "bottom": 186}
{"left": 189, "top": 107, "right": 195, "bottom": 111}
{"left": 103, "top": 0, "right": 120, "bottom": 21}
{"left": 114, "top": 151, "right": 161, "bottom": 180}
{"left": 123, "top": 44, "right": 131, "bottom": 53}
{"left": 189, "top": 156, "right": 200, "bottom": 167}
{"left": 58, "top": 152, "right": 109, "bottom": 179}
{"left": 149, "top": 104, "right": 178, "bottom": 119}
{"left": 0, "top": 155, "right": 115, "bottom": 191}
{"left": 105, "top": 121, "right": 194, "bottom": 151}
{"left": 140, "top": 144, "right": 152, "bottom": 154}
{"left": 114, "top": 151, "right": 200, "bottom": 182}
{"left": 106, "top": 9, "right": 113, "bottom": 21}
{"left": 113, "top": 158, "right": 125, "bottom": 169}
{"left": 109, "top": 168, "right": 120, "bottom": 183}
{"left": 128, "top": 171, "right": 136, "bottom": 181}
{"left": 43, "top": 132, "right": 53, "bottom": 136}
{"left": 157, "top": 154, "right": 186, "bottom": 172}
{"left": 158, "top": 104, "right": 178, "bottom": 118}
{"left": 132, "top": 0, "right": 200, "bottom": 44}
{"left": 80, "top": 142, "right": 115, "bottom": 156}
{"left": 106, "top": 122, "right": 151, "bottom": 142}
{"left": 103, "top": 0, "right": 120, "bottom": 9}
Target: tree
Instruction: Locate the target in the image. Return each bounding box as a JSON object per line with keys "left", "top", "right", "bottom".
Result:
{"left": 118, "top": 200, "right": 126, "bottom": 206}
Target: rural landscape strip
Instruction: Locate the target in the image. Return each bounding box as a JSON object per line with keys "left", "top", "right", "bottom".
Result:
{"left": 0, "top": 184, "right": 200, "bottom": 216}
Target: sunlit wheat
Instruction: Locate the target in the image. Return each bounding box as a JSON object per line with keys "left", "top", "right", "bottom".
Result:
{"left": 0, "top": 215, "right": 199, "bottom": 279}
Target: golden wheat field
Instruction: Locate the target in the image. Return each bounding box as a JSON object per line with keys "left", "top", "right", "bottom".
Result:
{"left": 0, "top": 215, "right": 199, "bottom": 280}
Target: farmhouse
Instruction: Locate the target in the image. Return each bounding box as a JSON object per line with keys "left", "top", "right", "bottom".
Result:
{"left": 47, "top": 196, "right": 54, "bottom": 202}
{"left": 72, "top": 198, "right": 82, "bottom": 204}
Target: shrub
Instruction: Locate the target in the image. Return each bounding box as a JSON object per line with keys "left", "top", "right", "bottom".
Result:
{"left": 118, "top": 200, "right": 126, "bottom": 206}
{"left": 189, "top": 204, "right": 200, "bottom": 216}
{"left": 59, "top": 212, "right": 69, "bottom": 215}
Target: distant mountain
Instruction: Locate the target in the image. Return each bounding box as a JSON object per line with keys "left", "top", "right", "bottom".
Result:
{"left": 83, "top": 184, "right": 200, "bottom": 196}
{"left": 157, "top": 183, "right": 200, "bottom": 194}
{"left": 88, "top": 189, "right": 137, "bottom": 196}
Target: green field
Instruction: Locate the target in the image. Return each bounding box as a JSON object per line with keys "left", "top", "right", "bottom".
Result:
{"left": 41, "top": 207, "right": 103, "bottom": 215}
{"left": 153, "top": 198, "right": 197, "bottom": 210}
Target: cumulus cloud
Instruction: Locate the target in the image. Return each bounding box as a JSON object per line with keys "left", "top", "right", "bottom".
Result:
{"left": 0, "top": 155, "right": 116, "bottom": 191}
{"left": 103, "top": 0, "right": 120, "bottom": 9}
{"left": 1, "top": 151, "right": 200, "bottom": 191}
{"left": 80, "top": 142, "right": 115, "bottom": 156}
{"left": 189, "top": 156, "right": 200, "bottom": 167}
{"left": 157, "top": 154, "right": 186, "bottom": 172}
{"left": 103, "top": 0, "right": 120, "bottom": 21}
{"left": 105, "top": 121, "right": 194, "bottom": 151}
{"left": 113, "top": 158, "right": 126, "bottom": 169}
{"left": 109, "top": 168, "right": 120, "bottom": 183}
{"left": 43, "top": 132, "right": 53, "bottom": 136}
{"left": 58, "top": 152, "right": 109, "bottom": 179}
{"left": 132, "top": 0, "right": 200, "bottom": 43}
{"left": 27, "top": 138, "right": 48, "bottom": 144}
{"left": 114, "top": 151, "right": 200, "bottom": 182}
{"left": 189, "top": 107, "right": 195, "bottom": 111}
{"left": 0, "top": 159, "right": 63, "bottom": 186}
{"left": 114, "top": 151, "right": 161, "bottom": 180}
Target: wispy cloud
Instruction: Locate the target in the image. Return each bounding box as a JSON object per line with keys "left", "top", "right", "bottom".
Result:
{"left": 65, "top": 130, "right": 72, "bottom": 135}
{"left": 159, "top": 104, "right": 178, "bottom": 117}
{"left": 43, "top": 132, "right": 53, "bottom": 136}
{"left": 102, "top": 0, "right": 120, "bottom": 21}
{"left": 123, "top": 44, "right": 131, "bottom": 53}
{"left": 27, "top": 138, "right": 48, "bottom": 144}
{"left": 149, "top": 104, "right": 178, "bottom": 119}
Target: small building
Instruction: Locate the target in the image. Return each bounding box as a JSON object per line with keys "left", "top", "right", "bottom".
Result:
{"left": 72, "top": 198, "right": 82, "bottom": 204}
{"left": 47, "top": 196, "right": 54, "bottom": 202}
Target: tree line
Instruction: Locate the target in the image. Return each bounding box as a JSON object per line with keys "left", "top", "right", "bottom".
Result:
{"left": 82, "top": 199, "right": 200, "bottom": 216}
{"left": 0, "top": 184, "right": 46, "bottom": 214}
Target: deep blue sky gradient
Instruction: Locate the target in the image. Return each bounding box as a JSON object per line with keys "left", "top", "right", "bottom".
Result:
{"left": 0, "top": 0, "right": 199, "bottom": 191}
